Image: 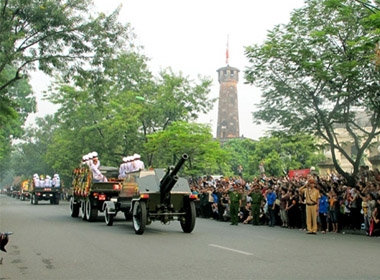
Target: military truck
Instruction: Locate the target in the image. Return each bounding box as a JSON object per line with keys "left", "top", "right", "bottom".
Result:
{"left": 10, "top": 184, "right": 21, "bottom": 199}
{"left": 20, "top": 180, "right": 30, "bottom": 201}
{"left": 102, "top": 154, "right": 197, "bottom": 235}
{"left": 69, "top": 166, "right": 123, "bottom": 222}
{"left": 30, "top": 179, "right": 61, "bottom": 205}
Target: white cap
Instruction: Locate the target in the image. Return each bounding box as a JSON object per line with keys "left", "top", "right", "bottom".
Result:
{"left": 133, "top": 153, "right": 140, "bottom": 159}
{"left": 92, "top": 151, "right": 98, "bottom": 158}
{"left": 122, "top": 157, "right": 128, "bottom": 162}
{"left": 54, "top": 174, "right": 59, "bottom": 178}
{"left": 33, "top": 174, "right": 38, "bottom": 178}
{"left": 46, "top": 175, "right": 51, "bottom": 179}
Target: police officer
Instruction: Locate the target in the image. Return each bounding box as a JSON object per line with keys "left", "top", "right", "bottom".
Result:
{"left": 249, "top": 184, "right": 264, "bottom": 225}
{"left": 298, "top": 177, "right": 320, "bottom": 234}
{"left": 228, "top": 183, "right": 242, "bottom": 225}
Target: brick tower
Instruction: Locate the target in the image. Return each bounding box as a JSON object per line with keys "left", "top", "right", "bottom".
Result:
{"left": 216, "top": 65, "right": 240, "bottom": 140}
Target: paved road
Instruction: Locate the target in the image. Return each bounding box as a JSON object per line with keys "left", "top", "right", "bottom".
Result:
{"left": 0, "top": 195, "right": 379, "bottom": 280}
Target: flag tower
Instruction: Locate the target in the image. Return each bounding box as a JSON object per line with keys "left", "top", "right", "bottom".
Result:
{"left": 216, "top": 36, "right": 240, "bottom": 140}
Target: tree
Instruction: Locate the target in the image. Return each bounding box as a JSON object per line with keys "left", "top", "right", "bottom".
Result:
{"left": 0, "top": 0, "right": 132, "bottom": 173}
{"left": 0, "top": 65, "right": 35, "bottom": 181}
{"left": 135, "top": 68, "right": 215, "bottom": 165}
{"left": 0, "top": 0, "right": 132, "bottom": 92}
{"left": 221, "top": 138, "right": 256, "bottom": 178}
{"left": 144, "top": 121, "right": 230, "bottom": 177}
{"left": 245, "top": 0, "right": 380, "bottom": 185}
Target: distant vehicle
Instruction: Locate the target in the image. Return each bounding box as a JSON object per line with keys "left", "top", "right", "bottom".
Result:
{"left": 20, "top": 180, "right": 30, "bottom": 201}
{"left": 29, "top": 178, "right": 61, "bottom": 205}
{"left": 10, "top": 185, "right": 20, "bottom": 199}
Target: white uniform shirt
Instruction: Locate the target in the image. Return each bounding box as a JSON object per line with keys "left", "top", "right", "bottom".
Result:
{"left": 34, "top": 178, "right": 40, "bottom": 187}
{"left": 52, "top": 177, "right": 60, "bottom": 187}
{"left": 44, "top": 178, "right": 52, "bottom": 187}
{"left": 135, "top": 159, "right": 145, "bottom": 171}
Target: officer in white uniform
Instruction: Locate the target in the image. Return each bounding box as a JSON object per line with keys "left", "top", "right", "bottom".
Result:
{"left": 33, "top": 174, "right": 40, "bottom": 187}
{"left": 52, "top": 174, "right": 60, "bottom": 187}
{"left": 118, "top": 157, "right": 128, "bottom": 179}
{"left": 133, "top": 153, "right": 145, "bottom": 171}
{"left": 44, "top": 175, "right": 52, "bottom": 187}
{"left": 90, "top": 152, "right": 107, "bottom": 182}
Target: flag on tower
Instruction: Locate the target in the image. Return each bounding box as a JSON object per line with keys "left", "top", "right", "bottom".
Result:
{"left": 226, "top": 35, "right": 229, "bottom": 65}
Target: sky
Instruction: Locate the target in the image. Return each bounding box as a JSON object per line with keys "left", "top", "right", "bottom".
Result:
{"left": 30, "top": 0, "right": 306, "bottom": 139}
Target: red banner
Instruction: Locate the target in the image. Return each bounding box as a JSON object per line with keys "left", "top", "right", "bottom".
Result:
{"left": 288, "top": 169, "right": 311, "bottom": 179}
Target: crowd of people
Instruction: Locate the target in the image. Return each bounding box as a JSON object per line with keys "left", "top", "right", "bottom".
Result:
{"left": 190, "top": 170, "right": 380, "bottom": 237}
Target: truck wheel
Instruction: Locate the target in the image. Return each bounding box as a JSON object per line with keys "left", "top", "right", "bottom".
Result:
{"left": 32, "top": 194, "right": 38, "bottom": 205}
{"left": 70, "top": 197, "right": 80, "bottom": 217}
{"left": 180, "top": 201, "right": 196, "bottom": 233}
{"left": 85, "top": 200, "right": 98, "bottom": 222}
{"left": 133, "top": 201, "right": 147, "bottom": 235}
{"left": 81, "top": 201, "right": 87, "bottom": 220}
{"left": 21, "top": 195, "right": 24, "bottom": 201}
{"left": 55, "top": 198, "right": 60, "bottom": 205}
{"left": 105, "top": 207, "right": 114, "bottom": 226}
{"left": 30, "top": 195, "right": 33, "bottom": 204}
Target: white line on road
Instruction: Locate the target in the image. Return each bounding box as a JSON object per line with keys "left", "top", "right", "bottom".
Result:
{"left": 209, "top": 244, "right": 253, "bottom": 256}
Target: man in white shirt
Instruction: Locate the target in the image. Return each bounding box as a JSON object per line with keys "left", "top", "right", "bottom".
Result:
{"left": 44, "top": 175, "right": 52, "bottom": 187}
{"left": 90, "top": 152, "right": 107, "bottom": 182}
{"left": 52, "top": 174, "right": 60, "bottom": 187}
{"left": 118, "top": 157, "right": 128, "bottom": 179}
{"left": 133, "top": 153, "right": 145, "bottom": 171}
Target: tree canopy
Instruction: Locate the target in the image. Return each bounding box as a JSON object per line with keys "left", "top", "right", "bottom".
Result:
{"left": 244, "top": 0, "right": 380, "bottom": 185}
{"left": 0, "top": 0, "right": 134, "bottom": 178}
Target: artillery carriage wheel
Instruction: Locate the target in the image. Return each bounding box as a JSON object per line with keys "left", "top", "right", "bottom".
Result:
{"left": 132, "top": 201, "right": 147, "bottom": 235}
{"left": 85, "top": 200, "right": 98, "bottom": 222}
{"left": 70, "top": 197, "right": 80, "bottom": 217}
{"left": 104, "top": 206, "right": 114, "bottom": 226}
{"left": 180, "top": 200, "right": 196, "bottom": 233}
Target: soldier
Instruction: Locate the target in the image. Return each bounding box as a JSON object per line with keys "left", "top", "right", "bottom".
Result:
{"left": 129, "top": 155, "right": 139, "bottom": 172}
{"left": 249, "top": 184, "right": 264, "bottom": 225}
{"left": 90, "top": 152, "right": 107, "bottom": 182}
{"left": 133, "top": 153, "right": 145, "bottom": 171}
{"left": 33, "top": 174, "right": 40, "bottom": 187}
{"left": 44, "top": 175, "right": 52, "bottom": 187}
{"left": 228, "top": 183, "right": 242, "bottom": 225}
{"left": 39, "top": 175, "right": 45, "bottom": 188}
{"left": 118, "top": 157, "right": 128, "bottom": 179}
{"left": 52, "top": 174, "right": 60, "bottom": 187}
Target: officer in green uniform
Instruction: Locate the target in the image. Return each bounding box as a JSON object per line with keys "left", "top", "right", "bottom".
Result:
{"left": 249, "top": 184, "right": 264, "bottom": 225}
{"left": 228, "top": 183, "right": 242, "bottom": 225}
